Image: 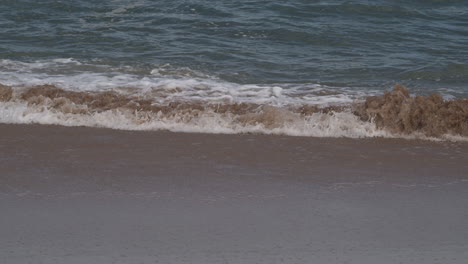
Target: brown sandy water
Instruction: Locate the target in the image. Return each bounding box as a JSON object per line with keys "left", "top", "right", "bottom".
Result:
{"left": 0, "top": 124, "right": 467, "bottom": 263}
{"left": 1, "top": 84, "right": 468, "bottom": 139}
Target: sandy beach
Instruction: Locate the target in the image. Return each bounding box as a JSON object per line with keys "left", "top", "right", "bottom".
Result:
{"left": 0, "top": 124, "right": 467, "bottom": 263}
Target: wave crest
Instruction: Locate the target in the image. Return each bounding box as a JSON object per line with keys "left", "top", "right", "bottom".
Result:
{"left": 354, "top": 85, "right": 468, "bottom": 137}
{"left": 1, "top": 83, "right": 467, "bottom": 141}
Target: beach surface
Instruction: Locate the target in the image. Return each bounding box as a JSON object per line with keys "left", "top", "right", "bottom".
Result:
{"left": 1, "top": 124, "right": 467, "bottom": 264}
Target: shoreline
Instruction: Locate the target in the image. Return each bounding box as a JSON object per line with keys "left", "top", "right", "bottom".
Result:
{"left": 1, "top": 123, "right": 467, "bottom": 194}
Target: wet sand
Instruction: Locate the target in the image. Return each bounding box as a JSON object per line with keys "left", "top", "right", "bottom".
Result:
{"left": 0, "top": 124, "right": 467, "bottom": 263}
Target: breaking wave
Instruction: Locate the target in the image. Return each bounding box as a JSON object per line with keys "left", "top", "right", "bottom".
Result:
{"left": 0, "top": 83, "right": 467, "bottom": 141}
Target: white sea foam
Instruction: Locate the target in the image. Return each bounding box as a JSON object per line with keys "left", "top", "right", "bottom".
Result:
{"left": 3, "top": 100, "right": 463, "bottom": 141}
{"left": 1, "top": 59, "right": 466, "bottom": 141}
{"left": 0, "top": 58, "right": 376, "bottom": 106}
{"left": 0, "top": 101, "right": 391, "bottom": 138}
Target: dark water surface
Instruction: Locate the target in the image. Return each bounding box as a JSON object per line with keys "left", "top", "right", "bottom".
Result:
{"left": 1, "top": 0, "right": 467, "bottom": 94}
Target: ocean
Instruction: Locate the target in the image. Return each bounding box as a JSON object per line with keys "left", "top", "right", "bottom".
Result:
{"left": 0, "top": 0, "right": 467, "bottom": 140}
{"left": 2, "top": 2, "right": 468, "bottom": 263}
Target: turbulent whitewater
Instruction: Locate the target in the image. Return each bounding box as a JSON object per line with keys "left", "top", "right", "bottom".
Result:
{"left": 1, "top": 1, "right": 467, "bottom": 140}
{"left": 1, "top": 83, "right": 466, "bottom": 141}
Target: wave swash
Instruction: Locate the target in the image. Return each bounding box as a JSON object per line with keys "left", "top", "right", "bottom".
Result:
{"left": 0, "top": 83, "right": 467, "bottom": 141}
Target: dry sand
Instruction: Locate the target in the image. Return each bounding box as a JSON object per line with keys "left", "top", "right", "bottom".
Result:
{"left": 0, "top": 124, "right": 467, "bottom": 263}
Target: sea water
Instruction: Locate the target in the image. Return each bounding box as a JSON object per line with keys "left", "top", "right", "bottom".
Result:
{"left": 0, "top": 0, "right": 467, "bottom": 139}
